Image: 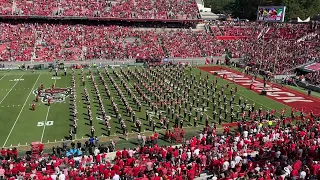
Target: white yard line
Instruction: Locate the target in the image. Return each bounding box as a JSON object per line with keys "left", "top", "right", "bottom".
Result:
{"left": 2, "top": 74, "right": 41, "bottom": 147}
{"left": 0, "top": 75, "right": 24, "bottom": 104}
{"left": 0, "top": 75, "right": 6, "bottom": 81}
{"left": 40, "top": 78, "right": 57, "bottom": 143}
{"left": 40, "top": 106, "right": 51, "bottom": 143}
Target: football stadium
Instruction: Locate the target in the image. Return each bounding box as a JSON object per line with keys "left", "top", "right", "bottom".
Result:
{"left": 0, "top": 0, "right": 320, "bottom": 179}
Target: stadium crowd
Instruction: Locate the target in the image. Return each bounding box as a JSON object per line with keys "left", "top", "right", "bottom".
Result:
{"left": 0, "top": 22, "right": 319, "bottom": 75}
{"left": 0, "top": 23, "right": 166, "bottom": 62}
{"left": 1, "top": 113, "right": 320, "bottom": 179}
{"left": 0, "top": 1, "right": 320, "bottom": 180}
{"left": 2, "top": 0, "right": 199, "bottom": 19}
{"left": 301, "top": 72, "right": 320, "bottom": 86}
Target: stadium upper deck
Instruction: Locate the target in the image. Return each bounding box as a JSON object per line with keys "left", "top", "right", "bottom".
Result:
{"left": 0, "top": 0, "right": 199, "bottom": 20}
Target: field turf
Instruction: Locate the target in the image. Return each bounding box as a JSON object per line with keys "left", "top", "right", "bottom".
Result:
{"left": 0, "top": 66, "right": 302, "bottom": 148}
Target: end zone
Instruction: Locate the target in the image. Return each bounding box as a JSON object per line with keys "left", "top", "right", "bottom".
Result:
{"left": 198, "top": 66, "right": 320, "bottom": 115}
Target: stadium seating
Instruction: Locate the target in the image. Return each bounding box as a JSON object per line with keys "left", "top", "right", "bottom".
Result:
{"left": 0, "top": 23, "right": 166, "bottom": 62}
{"left": 303, "top": 72, "right": 320, "bottom": 85}
{"left": 3, "top": 0, "right": 199, "bottom": 19}
{"left": 1, "top": 115, "right": 320, "bottom": 179}
{"left": 264, "top": 24, "right": 313, "bottom": 39}
{"left": 194, "top": 31, "right": 225, "bottom": 57}
{"left": 0, "top": 21, "right": 319, "bottom": 76}
{"left": 159, "top": 29, "right": 202, "bottom": 58}
{"left": 0, "top": 23, "right": 35, "bottom": 62}
{"left": 211, "top": 22, "right": 262, "bottom": 38}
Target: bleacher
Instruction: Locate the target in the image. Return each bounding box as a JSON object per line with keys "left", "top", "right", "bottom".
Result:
{"left": 2, "top": 0, "right": 200, "bottom": 20}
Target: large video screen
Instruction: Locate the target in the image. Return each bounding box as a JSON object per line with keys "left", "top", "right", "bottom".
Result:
{"left": 257, "top": 6, "right": 286, "bottom": 22}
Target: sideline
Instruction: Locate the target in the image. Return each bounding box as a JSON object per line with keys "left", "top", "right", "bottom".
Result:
{"left": 2, "top": 74, "right": 41, "bottom": 147}
{"left": 0, "top": 75, "right": 24, "bottom": 104}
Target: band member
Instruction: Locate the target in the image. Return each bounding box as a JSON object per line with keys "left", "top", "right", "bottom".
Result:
{"left": 219, "top": 115, "right": 222, "bottom": 125}
{"left": 90, "top": 126, "right": 95, "bottom": 137}
{"left": 136, "top": 120, "right": 142, "bottom": 133}
{"left": 231, "top": 113, "right": 235, "bottom": 123}
{"left": 194, "top": 117, "right": 197, "bottom": 127}
{"left": 165, "top": 118, "right": 170, "bottom": 130}
{"left": 122, "top": 123, "right": 126, "bottom": 135}
{"left": 89, "top": 116, "right": 93, "bottom": 126}
{"left": 69, "top": 128, "right": 73, "bottom": 140}
{"left": 73, "top": 124, "right": 77, "bottom": 135}
{"left": 180, "top": 119, "right": 184, "bottom": 128}
{"left": 152, "top": 121, "right": 156, "bottom": 132}
{"left": 31, "top": 103, "right": 35, "bottom": 111}
{"left": 107, "top": 124, "right": 111, "bottom": 136}
{"left": 132, "top": 112, "right": 136, "bottom": 123}
{"left": 37, "top": 88, "right": 41, "bottom": 96}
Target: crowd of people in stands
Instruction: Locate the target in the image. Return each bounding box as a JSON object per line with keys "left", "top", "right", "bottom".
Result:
{"left": 1, "top": 113, "right": 320, "bottom": 179}
{"left": 0, "top": 20, "right": 319, "bottom": 80}
{"left": 159, "top": 29, "right": 202, "bottom": 58}
{"left": 0, "top": 23, "right": 167, "bottom": 62}
{"left": 300, "top": 72, "right": 320, "bottom": 86}
{"left": 0, "top": 22, "right": 318, "bottom": 72}
{"left": 2, "top": 0, "right": 199, "bottom": 19}
{"left": 210, "top": 23, "right": 320, "bottom": 74}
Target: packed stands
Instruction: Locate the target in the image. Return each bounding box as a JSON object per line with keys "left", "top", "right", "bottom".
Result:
{"left": 0, "top": 21, "right": 319, "bottom": 75}
{"left": 194, "top": 31, "right": 225, "bottom": 57}
{"left": 159, "top": 29, "right": 202, "bottom": 58}
{"left": 0, "top": 23, "right": 166, "bottom": 62}
{"left": 243, "top": 39, "right": 320, "bottom": 74}
{"left": 273, "top": 24, "right": 313, "bottom": 39}
{"left": 0, "top": 0, "right": 12, "bottom": 15}
{"left": 264, "top": 24, "right": 313, "bottom": 39}
{"left": 211, "top": 22, "right": 263, "bottom": 39}
{"left": 0, "top": 23, "right": 35, "bottom": 62}
{"left": 5, "top": 0, "right": 199, "bottom": 20}
{"left": 211, "top": 26, "right": 223, "bottom": 36}
{"left": 1, "top": 114, "right": 320, "bottom": 179}
{"left": 302, "top": 72, "right": 320, "bottom": 86}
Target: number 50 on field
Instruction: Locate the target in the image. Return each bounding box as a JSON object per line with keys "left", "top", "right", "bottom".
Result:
{"left": 37, "top": 121, "right": 54, "bottom": 127}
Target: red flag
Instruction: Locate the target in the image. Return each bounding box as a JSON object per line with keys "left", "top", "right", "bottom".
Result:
{"left": 205, "top": 58, "right": 210, "bottom": 65}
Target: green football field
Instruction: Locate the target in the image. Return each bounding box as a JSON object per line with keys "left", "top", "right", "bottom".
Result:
{"left": 0, "top": 66, "right": 292, "bottom": 148}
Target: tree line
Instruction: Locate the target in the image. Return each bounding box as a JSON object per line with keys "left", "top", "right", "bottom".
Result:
{"left": 204, "top": 0, "right": 320, "bottom": 21}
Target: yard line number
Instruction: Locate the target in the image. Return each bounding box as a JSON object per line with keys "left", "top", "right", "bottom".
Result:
{"left": 37, "top": 121, "right": 54, "bottom": 127}
{"left": 51, "top": 77, "right": 61, "bottom": 80}
{"left": 9, "top": 79, "right": 24, "bottom": 82}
